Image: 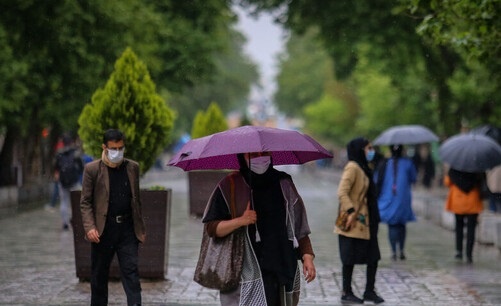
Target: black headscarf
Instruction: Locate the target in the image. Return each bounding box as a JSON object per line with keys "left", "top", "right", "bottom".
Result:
{"left": 448, "top": 168, "right": 481, "bottom": 193}
{"left": 237, "top": 153, "right": 297, "bottom": 286}
{"left": 347, "top": 137, "right": 372, "bottom": 178}
{"left": 391, "top": 145, "right": 403, "bottom": 158}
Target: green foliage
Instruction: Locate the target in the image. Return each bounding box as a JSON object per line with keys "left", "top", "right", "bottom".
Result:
{"left": 274, "top": 28, "right": 332, "bottom": 117}
{"left": 404, "top": 0, "right": 500, "bottom": 65}
{"left": 0, "top": 1, "right": 255, "bottom": 184}
{"left": 170, "top": 29, "right": 258, "bottom": 132}
{"left": 446, "top": 60, "right": 500, "bottom": 127}
{"left": 303, "top": 91, "right": 355, "bottom": 146}
{"left": 240, "top": 0, "right": 496, "bottom": 136}
{"left": 191, "top": 102, "right": 228, "bottom": 138}
{"left": 78, "top": 48, "right": 174, "bottom": 174}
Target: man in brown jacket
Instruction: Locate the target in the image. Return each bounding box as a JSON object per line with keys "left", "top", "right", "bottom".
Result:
{"left": 80, "top": 129, "right": 146, "bottom": 306}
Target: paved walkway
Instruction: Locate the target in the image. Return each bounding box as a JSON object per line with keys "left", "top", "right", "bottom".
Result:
{"left": 0, "top": 167, "right": 500, "bottom": 305}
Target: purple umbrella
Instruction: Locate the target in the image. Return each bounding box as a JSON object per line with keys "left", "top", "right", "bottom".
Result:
{"left": 167, "top": 125, "right": 333, "bottom": 170}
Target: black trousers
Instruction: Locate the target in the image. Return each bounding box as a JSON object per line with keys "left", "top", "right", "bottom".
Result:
{"left": 342, "top": 262, "right": 378, "bottom": 295}
{"left": 91, "top": 219, "right": 141, "bottom": 306}
{"left": 454, "top": 213, "right": 478, "bottom": 259}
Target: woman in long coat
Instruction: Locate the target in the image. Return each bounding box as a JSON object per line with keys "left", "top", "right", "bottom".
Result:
{"left": 334, "top": 137, "right": 384, "bottom": 304}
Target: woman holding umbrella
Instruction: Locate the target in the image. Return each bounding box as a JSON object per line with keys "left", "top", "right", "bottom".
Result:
{"left": 444, "top": 168, "right": 484, "bottom": 263}
{"left": 202, "top": 151, "right": 316, "bottom": 306}
{"left": 335, "top": 137, "right": 384, "bottom": 304}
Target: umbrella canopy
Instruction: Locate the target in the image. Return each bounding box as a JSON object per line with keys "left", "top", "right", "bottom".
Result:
{"left": 168, "top": 125, "right": 333, "bottom": 171}
{"left": 470, "top": 124, "right": 501, "bottom": 145}
{"left": 373, "top": 124, "right": 439, "bottom": 146}
{"left": 439, "top": 133, "right": 501, "bottom": 173}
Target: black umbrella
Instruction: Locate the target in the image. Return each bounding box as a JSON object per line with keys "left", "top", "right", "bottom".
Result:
{"left": 470, "top": 124, "right": 501, "bottom": 145}
{"left": 373, "top": 124, "right": 439, "bottom": 145}
{"left": 439, "top": 133, "right": 501, "bottom": 172}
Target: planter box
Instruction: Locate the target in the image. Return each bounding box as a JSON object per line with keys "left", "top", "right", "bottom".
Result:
{"left": 70, "top": 189, "right": 171, "bottom": 281}
{"left": 476, "top": 212, "right": 500, "bottom": 245}
{"left": 188, "top": 170, "right": 230, "bottom": 217}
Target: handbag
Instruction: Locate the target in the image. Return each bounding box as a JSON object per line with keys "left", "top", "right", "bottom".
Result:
{"left": 193, "top": 176, "right": 245, "bottom": 292}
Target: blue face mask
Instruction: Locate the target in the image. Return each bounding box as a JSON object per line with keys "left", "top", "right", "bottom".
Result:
{"left": 366, "top": 149, "right": 376, "bottom": 162}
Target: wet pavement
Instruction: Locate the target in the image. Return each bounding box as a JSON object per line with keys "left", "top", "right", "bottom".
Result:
{"left": 0, "top": 166, "right": 500, "bottom": 305}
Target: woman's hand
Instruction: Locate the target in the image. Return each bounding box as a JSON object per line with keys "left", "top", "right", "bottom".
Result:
{"left": 238, "top": 201, "right": 257, "bottom": 226}
{"left": 345, "top": 213, "right": 356, "bottom": 230}
{"left": 215, "top": 201, "right": 256, "bottom": 237}
{"left": 302, "top": 254, "right": 316, "bottom": 283}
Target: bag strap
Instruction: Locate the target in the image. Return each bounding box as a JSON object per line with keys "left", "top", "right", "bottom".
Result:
{"left": 229, "top": 174, "right": 236, "bottom": 219}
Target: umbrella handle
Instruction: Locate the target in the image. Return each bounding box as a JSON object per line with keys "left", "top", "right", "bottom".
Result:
{"left": 249, "top": 188, "right": 261, "bottom": 242}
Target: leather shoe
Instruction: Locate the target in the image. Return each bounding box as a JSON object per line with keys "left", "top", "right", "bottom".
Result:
{"left": 364, "top": 291, "right": 385, "bottom": 304}
{"left": 341, "top": 292, "right": 363, "bottom": 304}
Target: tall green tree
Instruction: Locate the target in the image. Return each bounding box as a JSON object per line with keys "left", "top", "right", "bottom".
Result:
{"left": 0, "top": 1, "right": 249, "bottom": 184}
{"left": 303, "top": 84, "right": 358, "bottom": 146}
{"left": 78, "top": 48, "right": 174, "bottom": 174}
{"left": 274, "top": 28, "right": 332, "bottom": 117}
{"left": 238, "top": 0, "right": 488, "bottom": 135}
{"left": 191, "top": 102, "right": 228, "bottom": 139}
{"left": 400, "top": 0, "right": 501, "bottom": 130}
{"left": 171, "top": 29, "right": 259, "bottom": 133}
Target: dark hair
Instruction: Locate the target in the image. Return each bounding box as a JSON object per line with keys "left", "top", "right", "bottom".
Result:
{"left": 103, "top": 129, "right": 125, "bottom": 144}
{"left": 62, "top": 133, "right": 74, "bottom": 146}
{"left": 391, "top": 145, "right": 403, "bottom": 158}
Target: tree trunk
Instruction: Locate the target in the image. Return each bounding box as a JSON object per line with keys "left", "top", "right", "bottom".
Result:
{"left": 0, "top": 129, "right": 17, "bottom": 186}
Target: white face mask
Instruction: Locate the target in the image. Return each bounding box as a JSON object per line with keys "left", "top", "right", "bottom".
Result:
{"left": 249, "top": 156, "right": 271, "bottom": 174}
{"left": 107, "top": 149, "right": 124, "bottom": 164}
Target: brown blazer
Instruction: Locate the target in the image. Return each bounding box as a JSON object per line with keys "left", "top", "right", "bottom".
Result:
{"left": 334, "top": 161, "right": 370, "bottom": 240}
{"left": 80, "top": 158, "right": 146, "bottom": 242}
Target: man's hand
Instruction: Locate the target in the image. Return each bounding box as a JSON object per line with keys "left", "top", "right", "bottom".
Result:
{"left": 86, "top": 228, "right": 100, "bottom": 243}
{"left": 302, "top": 254, "right": 316, "bottom": 283}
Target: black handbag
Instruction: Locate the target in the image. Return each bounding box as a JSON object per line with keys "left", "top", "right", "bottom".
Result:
{"left": 193, "top": 176, "right": 245, "bottom": 292}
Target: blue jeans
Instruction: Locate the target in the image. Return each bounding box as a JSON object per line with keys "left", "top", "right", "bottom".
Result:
{"left": 388, "top": 224, "right": 406, "bottom": 255}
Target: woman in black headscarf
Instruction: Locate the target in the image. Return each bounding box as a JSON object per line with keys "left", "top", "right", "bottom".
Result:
{"left": 201, "top": 152, "right": 316, "bottom": 306}
{"left": 334, "top": 137, "right": 384, "bottom": 304}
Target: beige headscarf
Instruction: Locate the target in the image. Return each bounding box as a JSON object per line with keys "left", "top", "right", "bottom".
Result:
{"left": 101, "top": 150, "right": 123, "bottom": 168}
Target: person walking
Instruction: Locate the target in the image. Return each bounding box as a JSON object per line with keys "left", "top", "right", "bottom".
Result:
{"left": 444, "top": 168, "right": 484, "bottom": 263}
{"left": 201, "top": 151, "right": 316, "bottom": 306}
{"left": 80, "top": 129, "right": 146, "bottom": 306}
{"left": 334, "top": 137, "right": 384, "bottom": 304}
{"left": 53, "top": 134, "right": 83, "bottom": 230}
{"left": 486, "top": 165, "right": 501, "bottom": 212}
{"left": 375, "top": 144, "right": 417, "bottom": 260}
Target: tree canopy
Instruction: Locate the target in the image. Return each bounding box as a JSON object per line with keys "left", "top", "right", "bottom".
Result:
{"left": 78, "top": 48, "right": 174, "bottom": 174}
{"left": 240, "top": 0, "right": 500, "bottom": 139}
{"left": 0, "top": 1, "right": 257, "bottom": 185}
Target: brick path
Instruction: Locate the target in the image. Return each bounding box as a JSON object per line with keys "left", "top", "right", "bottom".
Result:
{"left": 0, "top": 167, "right": 499, "bottom": 305}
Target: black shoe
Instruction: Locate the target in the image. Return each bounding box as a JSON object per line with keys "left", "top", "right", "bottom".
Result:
{"left": 364, "top": 291, "right": 385, "bottom": 304}
{"left": 62, "top": 223, "right": 69, "bottom": 230}
{"left": 341, "top": 292, "right": 363, "bottom": 304}
{"left": 455, "top": 252, "right": 463, "bottom": 260}
{"left": 466, "top": 257, "right": 473, "bottom": 264}
{"left": 400, "top": 253, "right": 406, "bottom": 260}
